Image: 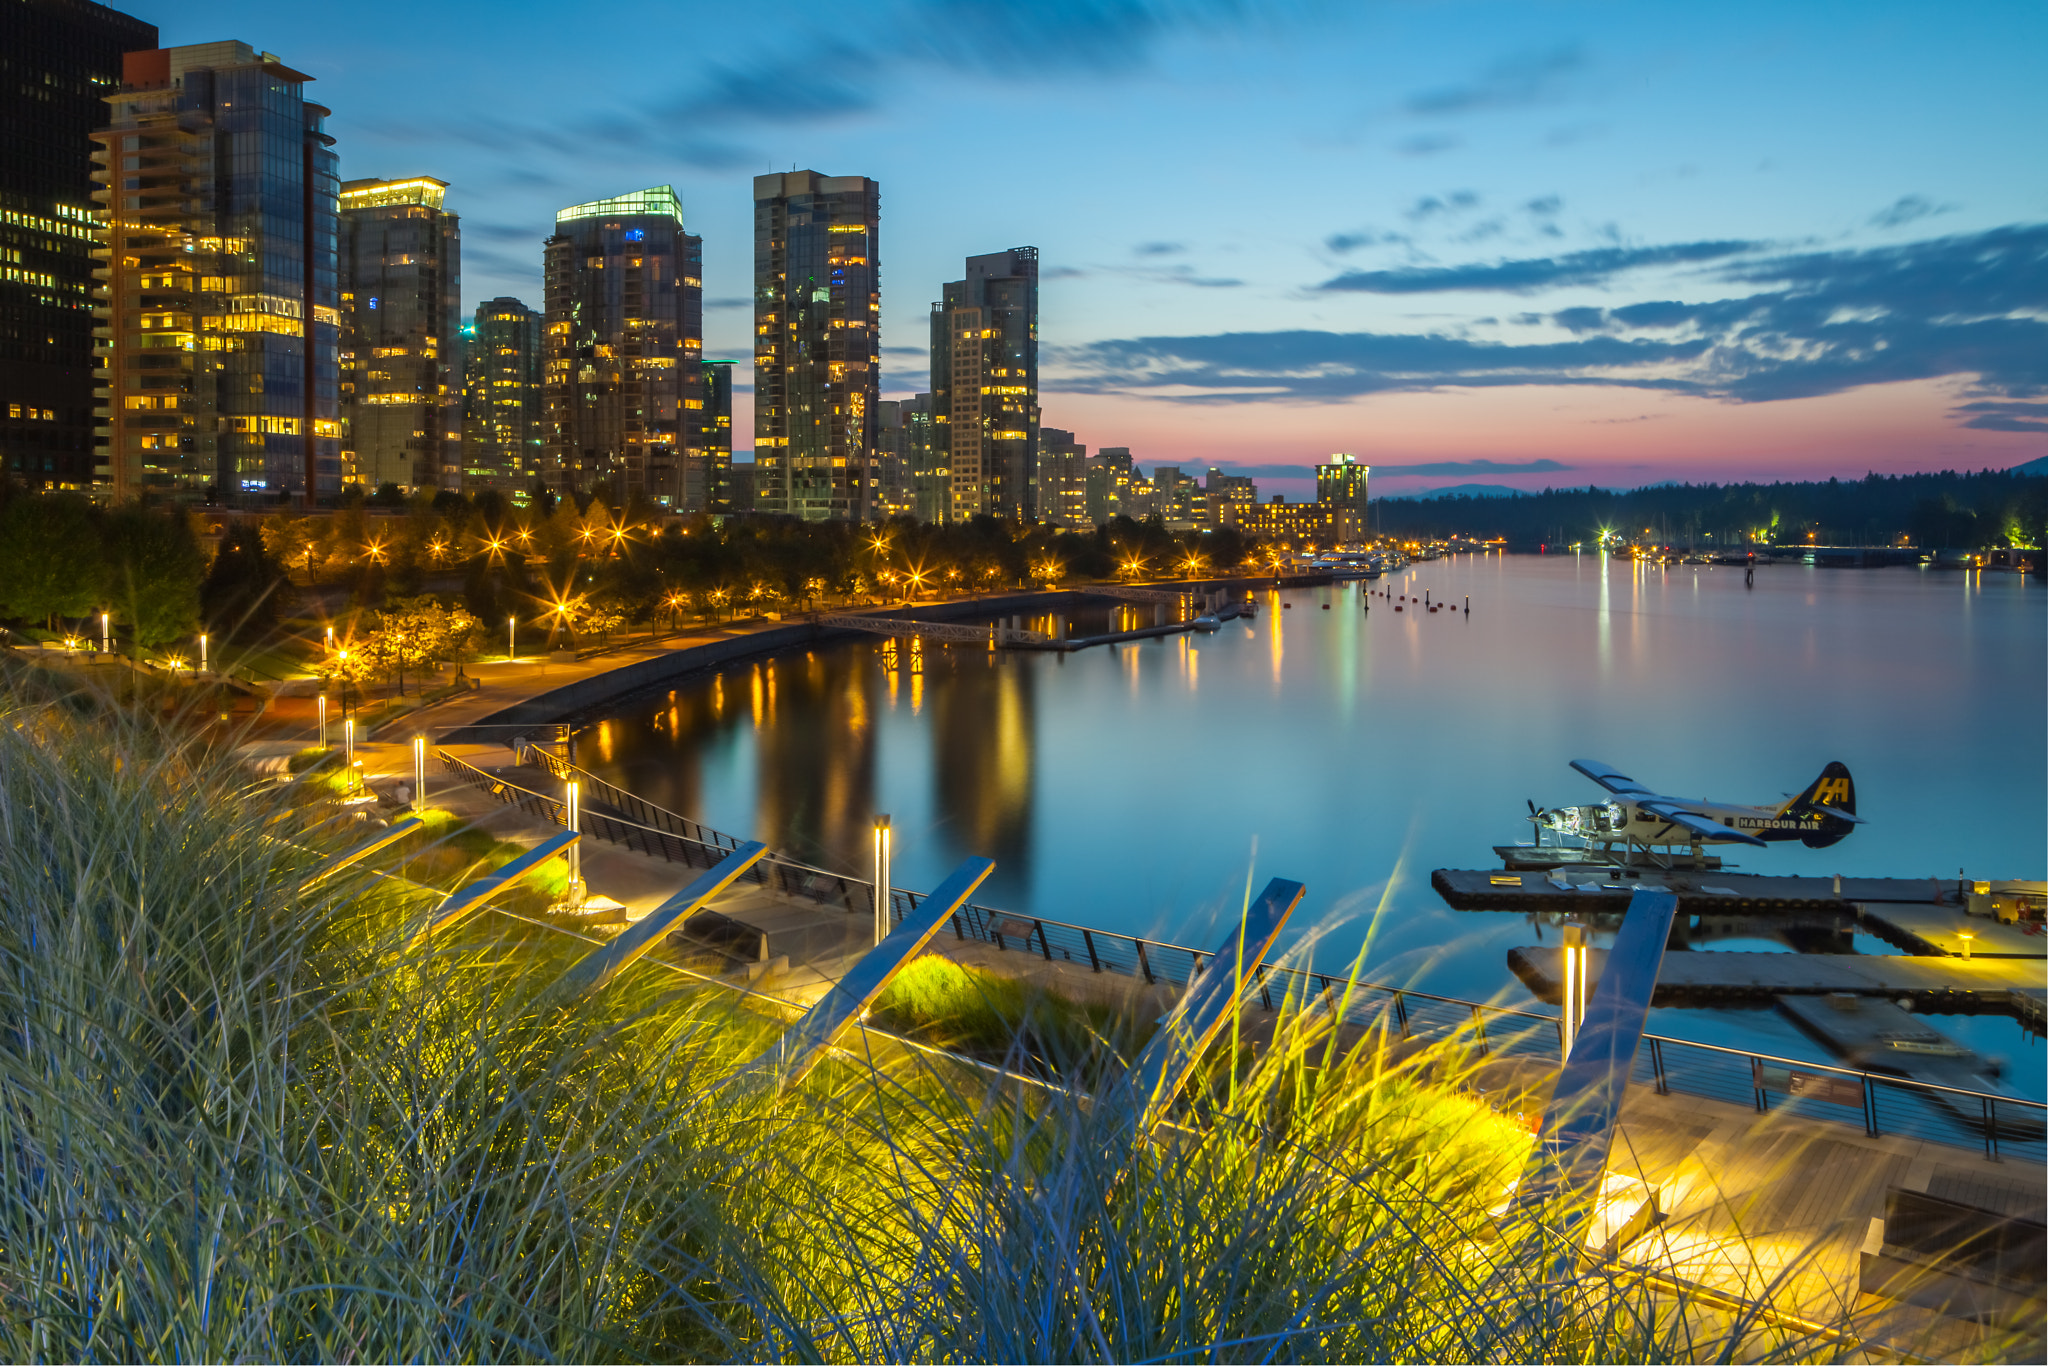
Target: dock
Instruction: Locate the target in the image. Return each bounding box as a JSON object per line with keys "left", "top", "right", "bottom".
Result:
{"left": 1508, "top": 945, "right": 2045, "bottom": 1018}
{"left": 1774, "top": 994, "right": 2005, "bottom": 1093}
{"left": 1436, "top": 866, "right": 1966, "bottom": 914}
{"left": 1859, "top": 902, "right": 2046, "bottom": 959}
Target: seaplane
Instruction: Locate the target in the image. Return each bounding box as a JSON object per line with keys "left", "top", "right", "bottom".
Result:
{"left": 1527, "top": 759, "right": 1865, "bottom": 867}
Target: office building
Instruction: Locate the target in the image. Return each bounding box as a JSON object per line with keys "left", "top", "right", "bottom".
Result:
{"left": 1316, "top": 452, "right": 1370, "bottom": 515}
{"left": 1036, "top": 426, "right": 1087, "bottom": 527}
{"left": 695, "top": 358, "right": 734, "bottom": 509}
{"left": 542, "top": 184, "right": 704, "bottom": 505}
{"left": 726, "top": 458, "right": 755, "bottom": 512}
{"left": 90, "top": 40, "right": 341, "bottom": 502}
{"left": 752, "top": 170, "right": 879, "bottom": 520}
{"left": 339, "top": 175, "right": 460, "bottom": 492}
{"left": 3, "top": 0, "right": 155, "bottom": 490}
{"left": 1229, "top": 495, "right": 1363, "bottom": 552}
{"left": 893, "top": 391, "right": 943, "bottom": 522}
{"left": 460, "top": 295, "right": 541, "bottom": 493}
{"left": 932, "top": 246, "right": 1037, "bottom": 523}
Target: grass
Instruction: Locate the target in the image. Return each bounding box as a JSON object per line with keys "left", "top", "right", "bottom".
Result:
{"left": 0, "top": 669, "right": 2028, "bottom": 1363}
{"left": 872, "top": 954, "right": 1157, "bottom": 1086}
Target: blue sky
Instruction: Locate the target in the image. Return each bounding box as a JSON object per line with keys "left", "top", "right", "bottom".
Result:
{"left": 163, "top": 0, "right": 2048, "bottom": 493}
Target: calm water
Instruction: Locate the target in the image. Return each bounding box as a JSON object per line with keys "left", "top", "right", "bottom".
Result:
{"left": 575, "top": 555, "right": 2046, "bottom": 1083}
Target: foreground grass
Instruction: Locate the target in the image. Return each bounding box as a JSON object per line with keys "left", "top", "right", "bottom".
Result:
{"left": 0, "top": 677, "right": 2012, "bottom": 1362}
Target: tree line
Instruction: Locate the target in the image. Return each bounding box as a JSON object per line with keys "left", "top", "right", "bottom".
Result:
{"left": 1370, "top": 469, "right": 2048, "bottom": 550}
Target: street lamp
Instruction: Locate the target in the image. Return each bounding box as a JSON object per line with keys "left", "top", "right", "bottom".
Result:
{"left": 343, "top": 717, "right": 356, "bottom": 793}
{"left": 565, "top": 780, "right": 583, "bottom": 902}
{"left": 872, "top": 814, "right": 892, "bottom": 946}
{"left": 508, "top": 615, "right": 517, "bottom": 661}
{"left": 199, "top": 632, "right": 208, "bottom": 675}
{"left": 100, "top": 611, "right": 110, "bottom": 654}
{"left": 412, "top": 735, "right": 427, "bottom": 813}
{"left": 318, "top": 693, "right": 328, "bottom": 749}
{"left": 1560, "top": 922, "right": 1589, "bottom": 1059}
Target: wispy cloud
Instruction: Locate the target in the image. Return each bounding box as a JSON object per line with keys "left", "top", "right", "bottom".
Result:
{"left": 1869, "top": 194, "right": 1955, "bottom": 230}
{"left": 1403, "top": 44, "right": 1584, "bottom": 117}
{"left": 1317, "top": 240, "right": 1759, "bottom": 294}
{"left": 1055, "top": 225, "right": 2048, "bottom": 410}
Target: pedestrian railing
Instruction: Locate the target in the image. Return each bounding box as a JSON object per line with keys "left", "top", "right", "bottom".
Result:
{"left": 438, "top": 747, "right": 2048, "bottom": 1164}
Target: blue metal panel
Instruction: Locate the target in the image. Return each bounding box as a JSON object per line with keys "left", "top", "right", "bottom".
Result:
{"left": 552, "top": 841, "right": 768, "bottom": 995}
{"left": 404, "top": 831, "right": 580, "bottom": 949}
{"left": 751, "top": 857, "right": 994, "bottom": 1086}
{"left": 1124, "top": 878, "right": 1307, "bottom": 1133}
{"left": 1513, "top": 887, "right": 1678, "bottom": 1244}
{"left": 299, "top": 815, "right": 423, "bottom": 890}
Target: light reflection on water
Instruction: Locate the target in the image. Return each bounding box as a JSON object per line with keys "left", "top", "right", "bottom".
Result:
{"left": 578, "top": 554, "right": 2045, "bottom": 1085}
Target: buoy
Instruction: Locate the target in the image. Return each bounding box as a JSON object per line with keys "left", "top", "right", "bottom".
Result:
{"left": 1321, "top": 603, "right": 1330, "bottom": 610}
{"left": 1283, "top": 603, "right": 1292, "bottom": 609}
{"left": 1394, "top": 605, "right": 1403, "bottom": 612}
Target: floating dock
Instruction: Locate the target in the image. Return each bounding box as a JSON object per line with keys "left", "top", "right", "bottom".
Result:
{"left": 1508, "top": 945, "right": 2045, "bottom": 1020}
{"left": 1436, "top": 866, "right": 1966, "bottom": 915}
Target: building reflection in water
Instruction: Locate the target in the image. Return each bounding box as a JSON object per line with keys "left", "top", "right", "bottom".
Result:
{"left": 751, "top": 651, "right": 877, "bottom": 868}
{"left": 929, "top": 647, "right": 1035, "bottom": 899}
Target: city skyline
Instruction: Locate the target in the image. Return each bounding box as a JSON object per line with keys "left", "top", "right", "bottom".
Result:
{"left": 56, "top": 1, "right": 2048, "bottom": 499}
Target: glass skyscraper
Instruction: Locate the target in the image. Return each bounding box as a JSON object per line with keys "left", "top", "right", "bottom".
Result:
{"left": 2, "top": 0, "right": 155, "bottom": 491}
{"left": 542, "top": 184, "right": 705, "bottom": 506}
{"left": 1315, "top": 453, "right": 1370, "bottom": 515}
{"left": 461, "top": 295, "right": 541, "bottom": 494}
{"left": 695, "top": 357, "right": 734, "bottom": 510}
{"left": 339, "top": 176, "right": 460, "bottom": 493}
{"left": 932, "top": 247, "right": 1038, "bottom": 523}
{"left": 752, "top": 170, "right": 879, "bottom": 521}
{"left": 91, "top": 40, "right": 341, "bottom": 502}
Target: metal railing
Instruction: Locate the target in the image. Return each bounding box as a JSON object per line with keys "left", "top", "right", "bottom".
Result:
{"left": 439, "top": 748, "right": 2048, "bottom": 1164}
{"left": 438, "top": 750, "right": 876, "bottom": 918}
{"left": 519, "top": 743, "right": 745, "bottom": 853}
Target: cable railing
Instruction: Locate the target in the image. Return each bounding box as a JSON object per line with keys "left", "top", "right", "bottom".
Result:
{"left": 438, "top": 747, "right": 2047, "bottom": 1164}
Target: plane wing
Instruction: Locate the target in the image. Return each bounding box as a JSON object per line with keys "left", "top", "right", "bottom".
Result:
{"left": 1570, "top": 759, "right": 1655, "bottom": 797}
{"left": 1637, "top": 799, "right": 1768, "bottom": 848}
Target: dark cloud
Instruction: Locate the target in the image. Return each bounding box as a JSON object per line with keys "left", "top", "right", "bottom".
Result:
{"left": 706, "top": 297, "right": 752, "bottom": 310}
{"left": 1396, "top": 133, "right": 1462, "bottom": 156}
{"left": 1134, "top": 241, "right": 1185, "bottom": 256}
{"left": 1403, "top": 191, "right": 1481, "bottom": 221}
{"left": 1043, "top": 265, "right": 1088, "bottom": 279}
{"left": 1870, "top": 194, "right": 1954, "bottom": 230}
{"left": 1524, "top": 195, "right": 1562, "bottom": 216}
{"left": 1952, "top": 400, "right": 2048, "bottom": 433}
{"left": 1317, "top": 240, "right": 1758, "bottom": 294}
{"left": 1325, "top": 228, "right": 1406, "bottom": 253}
{"left": 881, "top": 345, "right": 927, "bottom": 357}
{"left": 1403, "top": 44, "right": 1583, "bottom": 117}
{"left": 1057, "top": 225, "right": 2048, "bottom": 411}
{"left": 468, "top": 223, "right": 541, "bottom": 243}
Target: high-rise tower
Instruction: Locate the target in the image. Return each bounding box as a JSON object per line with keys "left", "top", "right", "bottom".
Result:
{"left": 90, "top": 40, "right": 341, "bottom": 503}
{"left": 461, "top": 295, "right": 541, "bottom": 493}
{"left": 542, "top": 185, "right": 704, "bottom": 505}
{"left": 752, "top": 170, "right": 879, "bottom": 521}
{"left": 338, "top": 176, "right": 460, "bottom": 492}
{"left": 931, "top": 246, "right": 1037, "bottom": 523}
{"left": 1315, "top": 453, "right": 1370, "bottom": 517}
{"left": 695, "top": 358, "right": 734, "bottom": 509}
{"left": 2, "top": 0, "right": 156, "bottom": 491}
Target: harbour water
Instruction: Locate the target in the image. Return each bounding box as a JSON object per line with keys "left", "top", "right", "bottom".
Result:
{"left": 574, "top": 554, "right": 2045, "bottom": 1089}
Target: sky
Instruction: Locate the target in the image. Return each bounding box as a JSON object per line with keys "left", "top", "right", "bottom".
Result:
{"left": 161, "top": 0, "right": 2048, "bottom": 496}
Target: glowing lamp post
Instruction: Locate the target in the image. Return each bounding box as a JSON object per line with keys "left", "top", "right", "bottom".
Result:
{"left": 872, "top": 814, "right": 892, "bottom": 946}
{"left": 565, "top": 781, "right": 583, "bottom": 902}
{"left": 199, "top": 632, "right": 208, "bottom": 675}
{"left": 1560, "top": 922, "right": 1589, "bottom": 1059}
{"left": 100, "top": 611, "right": 110, "bottom": 654}
{"left": 508, "top": 615, "right": 517, "bottom": 661}
{"left": 1958, "top": 929, "right": 1974, "bottom": 961}
{"left": 317, "top": 693, "right": 328, "bottom": 749}
{"left": 412, "top": 735, "right": 427, "bottom": 814}
{"left": 343, "top": 717, "right": 357, "bottom": 793}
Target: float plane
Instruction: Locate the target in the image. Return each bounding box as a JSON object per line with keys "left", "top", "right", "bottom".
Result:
{"left": 1530, "top": 759, "right": 1865, "bottom": 860}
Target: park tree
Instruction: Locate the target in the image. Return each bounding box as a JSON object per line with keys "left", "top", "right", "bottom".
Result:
{"left": 259, "top": 514, "right": 318, "bottom": 581}
{"left": 0, "top": 493, "right": 104, "bottom": 630}
{"left": 103, "top": 502, "right": 203, "bottom": 651}
{"left": 345, "top": 595, "right": 481, "bottom": 694}
{"left": 202, "top": 520, "right": 296, "bottom": 640}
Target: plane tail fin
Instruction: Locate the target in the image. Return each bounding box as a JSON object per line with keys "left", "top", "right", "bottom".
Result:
{"left": 1782, "top": 760, "right": 1856, "bottom": 818}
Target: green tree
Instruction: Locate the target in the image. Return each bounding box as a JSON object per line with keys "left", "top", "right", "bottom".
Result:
{"left": 0, "top": 494, "right": 104, "bottom": 629}
{"left": 202, "top": 521, "right": 296, "bottom": 640}
{"left": 103, "top": 503, "right": 202, "bottom": 651}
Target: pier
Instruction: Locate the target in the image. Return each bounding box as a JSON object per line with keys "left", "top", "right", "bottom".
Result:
{"left": 1435, "top": 865, "right": 1972, "bottom": 914}
{"left": 1508, "top": 944, "right": 2044, "bottom": 1018}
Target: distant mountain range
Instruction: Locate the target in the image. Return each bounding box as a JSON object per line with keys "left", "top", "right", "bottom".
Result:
{"left": 1384, "top": 483, "right": 1521, "bottom": 500}
{"left": 2010, "top": 454, "right": 2048, "bottom": 477}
